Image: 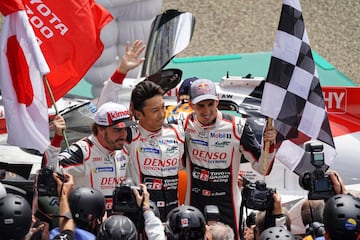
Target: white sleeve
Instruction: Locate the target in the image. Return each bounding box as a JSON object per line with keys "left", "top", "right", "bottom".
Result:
{"left": 144, "top": 210, "right": 166, "bottom": 240}
{"left": 43, "top": 144, "right": 61, "bottom": 170}
{"left": 97, "top": 79, "right": 125, "bottom": 107}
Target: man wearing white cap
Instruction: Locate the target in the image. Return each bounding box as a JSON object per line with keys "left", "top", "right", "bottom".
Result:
{"left": 43, "top": 102, "right": 136, "bottom": 210}
{"left": 180, "top": 78, "right": 277, "bottom": 239}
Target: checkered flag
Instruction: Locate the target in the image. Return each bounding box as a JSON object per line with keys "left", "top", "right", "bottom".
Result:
{"left": 260, "top": 0, "right": 336, "bottom": 175}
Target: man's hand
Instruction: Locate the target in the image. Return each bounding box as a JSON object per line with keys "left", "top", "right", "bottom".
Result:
{"left": 25, "top": 217, "right": 50, "bottom": 240}
{"left": 263, "top": 125, "right": 277, "bottom": 144}
{"left": 328, "top": 170, "right": 347, "bottom": 194}
{"left": 271, "top": 191, "right": 283, "bottom": 215}
{"left": 237, "top": 172, "right": 244, "bottom": 188}
{"left": 117, "top": 40, "right": 146, "bottom": 74}
{"left": 133, "top": 183, "right": 150, "bottom": 209}
{"left": 50, "top": 115, "right": 66, "bottom": 137}
{"left": 243, "top": 225, "right": 255, "bottom": 240}
{"left": 53, "top": 172, "right": 74, "bottom": 198}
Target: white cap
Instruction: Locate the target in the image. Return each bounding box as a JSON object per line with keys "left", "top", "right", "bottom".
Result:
{"left": 94, "top": 102, "right": 136, "bottom": 128}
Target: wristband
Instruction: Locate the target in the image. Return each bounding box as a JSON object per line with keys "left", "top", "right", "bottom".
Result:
{"left": 52, "top": 134, "right": 64, "bottom": 147}
{"left": 111, "top": 70, "right": 126, "bottom": 84}
{"left": 143, "top": 207, "right": 151, "bottom": 212}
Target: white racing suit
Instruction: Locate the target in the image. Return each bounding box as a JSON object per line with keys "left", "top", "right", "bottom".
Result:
{"left": 180, "top": 111, "right": 275, "bottom": 239}
{"left": 125, "top": 124, "right": 185, "bottom": 222}
{"left": 43, "top": 134, "right": 129, "bottom": 210}
{"left": 97, "top": 75, "right": 185, "bottom": 222}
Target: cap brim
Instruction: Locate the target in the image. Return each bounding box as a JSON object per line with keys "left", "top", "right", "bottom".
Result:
{"left": 191, "top": 95, "right": 218, "bottom": 104}
{"left": 111, "top": 118, "right": 137, "bottom": 129}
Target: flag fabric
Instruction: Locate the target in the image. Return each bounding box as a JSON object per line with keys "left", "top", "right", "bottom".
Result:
{"left": 0, "top": 0, "right": 50, "bottom": 153}
{"left": 23, "top": 0, "right": 113, "bottom": 106}
{"left": 260, "top": 0, "right": 336, "bottom": 175}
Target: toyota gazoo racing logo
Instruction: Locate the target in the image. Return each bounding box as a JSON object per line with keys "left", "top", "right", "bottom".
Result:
{"left": 192, "top": 168, "right": 209, "bottom": 181}
{"left": 192, "top": 168, "right": 230, "bottom": 183}
{"left": 144, "top": 178, "right": 163, "bottom": 190}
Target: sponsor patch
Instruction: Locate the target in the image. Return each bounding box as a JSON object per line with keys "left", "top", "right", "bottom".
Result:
{"left": 202, "top": 189, "right": 211, "bottom": 196}
{"left": 181, "top": 218, "right": 189, "bottom": 227}
{"left": 158, "top": 139, "right": 178, "bottom": 144}
{"left": 345, "top": 218, "right": 357, "bottom": 230}
{"left": 137, "top": 147, "right": 160, "bottom": 154}
{"left": 190, "top": 138, "right": 208, "bottom": 146}
{"left": 94, "top": 167, "right": 114, "bottom": 172}
{"left": 214, "top": 141, "right": 231, "bottom": 147}
{"left": 157, "top": 201, "right": 165, "bottom": 207}
{"left": 210, "top": 132, "right": 231, "bottom": 139}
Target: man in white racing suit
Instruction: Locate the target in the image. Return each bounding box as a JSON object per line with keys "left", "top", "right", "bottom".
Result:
{"left": 97, "top": 40, "right": 185, "bottom": 221}
{"left": 43, "top": 102, "right": 136, "bottom": 210}
{"left": 173, "top": 78, "right": 277, "bottom": 239}
{"left": 43, "top": 40, "right": 146, "bottom": 210}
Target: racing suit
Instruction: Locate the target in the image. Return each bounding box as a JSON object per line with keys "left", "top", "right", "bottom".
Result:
{"left": 97, "top": 73, "right": 185, "bottom": 221}
{"left": 180, "top": 111, "right": 275, "bottom": 239}
{"left": 124, "top": 123, "right": 184, "bottom": 221}
{"left": 43, "top": 134, "right": 129, "bottom": 210}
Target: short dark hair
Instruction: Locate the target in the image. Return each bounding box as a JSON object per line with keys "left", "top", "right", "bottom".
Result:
{"left": 91, "top": 123, "right": 106, "bottom": 136}
{"left": 131, "top": 80, "right": 164, "bottom": 114}
{"left": 301, "top": 200, "right": 324, "bottom": 226}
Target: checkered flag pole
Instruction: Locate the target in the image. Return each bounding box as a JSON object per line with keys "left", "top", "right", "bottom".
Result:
{"left": 260, "top": 0, "right": 336, "bottom": 175}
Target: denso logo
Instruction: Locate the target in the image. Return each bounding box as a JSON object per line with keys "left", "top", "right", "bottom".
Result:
{"left": 100, "top": 176, "right": 126, "bottom": 186}
{"left": 144, "top": 158, "right": 178, "bottom": 167}
{"left": 210, "top": 132, "right": 231, "bottom": 139}
{"left": 192, "top": 149, "right": 227, "bottom": 160}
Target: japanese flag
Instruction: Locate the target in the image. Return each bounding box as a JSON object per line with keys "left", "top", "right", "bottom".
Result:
{"left": 0, "top": 3, "right": 50, "bottom": 153}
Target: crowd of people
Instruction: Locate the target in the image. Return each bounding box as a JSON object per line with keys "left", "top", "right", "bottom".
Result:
{"left": 0, "top": 40, "right": 359, "bottom": 240}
